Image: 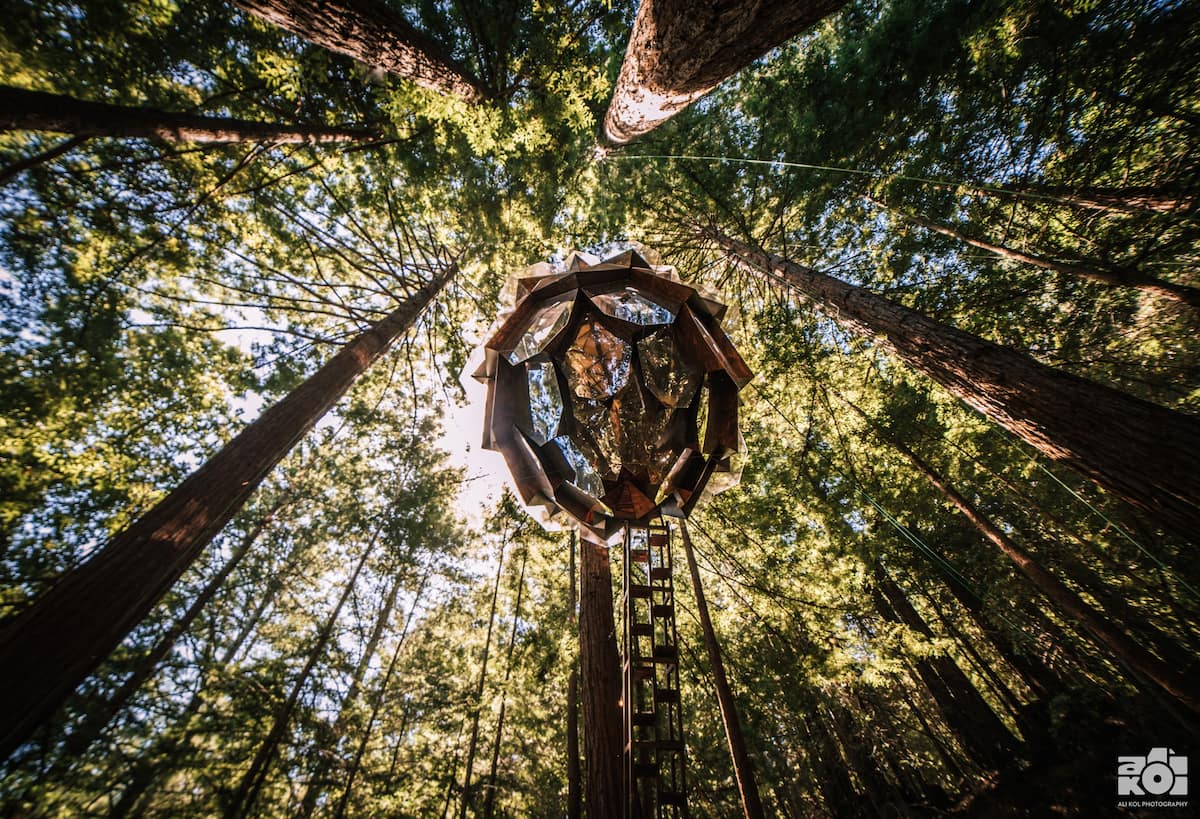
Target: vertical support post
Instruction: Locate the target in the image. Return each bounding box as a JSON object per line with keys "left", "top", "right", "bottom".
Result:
{"left": 567, "top": 530, "right": 582, "bottom": 819}
{"left": 679, "top": 521, "right": 764, "bottom": 819}
{"left": 580, "top": 530, "right": 624, "bottom": 817}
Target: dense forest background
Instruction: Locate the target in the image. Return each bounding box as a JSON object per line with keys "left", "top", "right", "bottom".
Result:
{"left": 1, "top": 0, "right": 1199, "bottom": 815}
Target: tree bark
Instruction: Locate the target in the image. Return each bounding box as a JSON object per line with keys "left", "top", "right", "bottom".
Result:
{"left": 231, "top": 0, "right": 486, "bottom": 101}
{"left": 0, "top": 86, "right": 379, "bottom": 143}
{"left": 708, "top": 226, "right": 1200, "bottom": 541}
{"left": 459, "top": 534, "right": 507, "bottom": 819}
{"left": 876, "top": 198, "right": 1200, "bottom": 309}
{"left": 888, "top": 437, "right": 1200, "bottom": 716}
{"left": 61, "top": 506, "right": 280, "bottom": 759}
{"left": 578, "top": 532, "right": 623, "bottom": 817}
{"left": 999, "top": 183, "right": 1197, "bottom": 215}
{"left": 224, "top": 533, "right": 376, "bottom": 818}
{"left": 679, "top": 521, "right": 764, "bottom": 819}
{"left": 566, "top": 531, "right": 582, "bottom": 819}
{"left": 602, "top": 0, "right": 847, "bottom": 145}
{"left": 0, "top": 265, "right": 453, "bottom": 763}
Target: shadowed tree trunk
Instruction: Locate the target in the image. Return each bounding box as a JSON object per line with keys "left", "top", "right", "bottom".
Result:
{"left": 602, "top": 0, "right": 847, "bottom": 145}
{"left": 566, "top": 531, "right": 582, "bottom": 819}
{"left": 60, "top": 502, "right": 285, "bottom": 760}
{"left": 997, "top": 183, "right": 1197, "bottom": 214}
{"left": 0, "top": 86, "right": 379, "bottom": 143}
{"left": 874, "top": 198, "right": 1200, "bottom": 309}
{"left": 0, "top": 265, "right": 454, "bottom": 763}
{"left": 707, "top": 226, "right": 1200, "bottom": 541}
{"left": 679, "top": 521, "right": 764, "bottom": 819}
{"left": 231, "top": 0, "right": 486, "bottom": 101}
{"left": 224, "top": 532, "right": 377, "bottom": 818}
{"left": 884, "top": 434, "right": 1200, "bottom": 716}
{"left": 578, "top": 532, "right": 623, "bottom": 817}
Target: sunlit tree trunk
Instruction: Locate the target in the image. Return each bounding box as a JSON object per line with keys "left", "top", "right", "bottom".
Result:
{"left": 578, "top": 533, "right": 623, "bottom": 816}
{"left": 0, "top": 86, "right": 379, "bottom": 143}
{"left": 231, "top": 0, "right": 486, "bottom": 100}
{"left": 602, "top": 0, "right": 847, "bottom": 144}
{"left": 0, "top": 266, "right": 453, "bottom": 763}
{"left": 482, "top": 546, "right": 529, "bottom": 819}
{"left": 708, "top": 226, "right": 1200, "bottom": 541}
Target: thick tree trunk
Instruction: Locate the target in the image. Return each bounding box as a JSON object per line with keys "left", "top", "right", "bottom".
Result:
{"left": 679, "top": 522, "right": 764, "bottom": 819}
{"left": 459, "top": 535, "right": 506, "bottom": 819}
{"left": 231, "top": 0, "right": 486, "bottom": 101}
{"left": 602, "top": 0, "right": 847, "bottom": 145}
{"left": 62, "top": 507, "right": 280, "bottom": 759}
{"left": 566, "top": 531, "right": 582, "bottom": 819}
{"left": 0, "top": 266, "right": 452, "bottom": 763}
{"left": 891, "top": 439, "right": 1200, "bottom": 716}
{"left": 482, "top": 547, "right": 529, "bottom": 819}
{"left": 224, "top": 534, "right": 375, "bottom": 818}
{"left": 578, "top": 532, "right": 623, "bottom": 817}
{"left": 876, "top": 199, "right": 1200, "bottom": 309}
{"left": 708, "top": 227, "right": 1200, "bottom": 541}
{"left": 0, "top": 86, "right": 378, "bottom": 143}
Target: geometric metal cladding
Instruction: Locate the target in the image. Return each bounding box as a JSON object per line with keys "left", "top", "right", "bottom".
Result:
{"left": 474, "top": 249, "right": 752, "bottom": 540}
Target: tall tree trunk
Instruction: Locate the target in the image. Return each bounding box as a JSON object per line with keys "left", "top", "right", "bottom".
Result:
{"left": 707, "top": 227, "right": 1200, "bottom": 541}
{"left": 886, "top": 435, "right": 1200, "bottom": 715}
{"left": 62, "top": 505, "right": 282, "bottom": 759}
{"left": 602, "top": 0, "right": 847, "bottom": 144}
{"left": 459, "top": 534, "right": 507, "bottom": 819}
{"left": 334, "top": 564, "right": 431, "bottom": 819}
{"left": 872, "top": 569, "right": 1018, "bottom": 771}
{"left": 998, "top": 183, "right": 1197, "bottom": 215}
{"left": 0, "top": 265, "right": 453, "bottom": 763}
{"left": 482, "top": 546, "right": 529, "bottom": 819}
{"left": 223, "top": 533, "right": 376, "bottom": 818}
{"left": 875, "top": 198, "right": 1200, "bottom": 309}
{"left": 0, "top": 86, "right": 379, "bottom": 143}
{"left": 231, "top": 0, "right": 486, "bottom": 101}
{"left": 578, "top": 532, "right": 623, "bottom": 817}
{"left": 566, "top": 531, "right": 582, "bottom": 819}
{"left": 297, "top": 566, "right": 405, "bottom": 818}
{"left": 679, "top": 521, "right": 764, "bottom": 819}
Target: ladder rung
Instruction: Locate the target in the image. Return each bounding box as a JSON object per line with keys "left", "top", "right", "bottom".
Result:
{"left": 654, "top": 645, "right": 677, "bottom": 660}
{"left": 649, "top": 534, "right": 668, "bottom": 547}
{"left": 629, "top": 548, "right": 650, "bottom": 563}
{"left": 656, "top": 738, "right": 684, "bottom": 752}
{"left": 629, "top": 584, "right": 653, "bottom": 598}
{"left": 651, "top": 604, "right": 673, "bottom": 618}
{"left": 659, "top": 791, "right": 686, "bottom": 806}
{"left": 656, "top": 688, "right": 680, "bottom": 703}
{"left": 630, "top": 664, "right": 655, "bottom": 680}
{"left": 631, "top": 711, "right": 656, "bottom": 727}
{"left": 650, "top": 567, "right": 672, "bottom": 581}
{"left": 631, "top": 623, "right": 653, "bottom": 637}
{"left": 631, "top": 762, "right": 658, "bottom": 778}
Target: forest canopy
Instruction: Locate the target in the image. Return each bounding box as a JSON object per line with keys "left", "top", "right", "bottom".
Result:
{"left": 1, "top": 0, "right": 1198, "bottom": 816}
